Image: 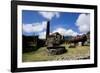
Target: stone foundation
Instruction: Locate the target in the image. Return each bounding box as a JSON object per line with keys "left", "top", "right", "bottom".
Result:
{"left": 47, "top": 46, "right": 67, "bottom": 55}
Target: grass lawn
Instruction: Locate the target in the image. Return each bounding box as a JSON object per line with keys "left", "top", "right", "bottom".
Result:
{"left": 22, "top": 44, "right": 90, "bottom": 62}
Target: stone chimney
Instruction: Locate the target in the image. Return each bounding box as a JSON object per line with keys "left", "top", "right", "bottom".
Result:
{"left": 46, "top": 21, "right": 50, "bottom": 39}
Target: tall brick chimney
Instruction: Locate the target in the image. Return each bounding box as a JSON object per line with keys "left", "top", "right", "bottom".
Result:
{"left": 46, "top": 21, "right": 50, "bottom": 39}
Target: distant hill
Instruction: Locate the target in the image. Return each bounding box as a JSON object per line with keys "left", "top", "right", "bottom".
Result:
{"left": 64, "top": 36, "right": 73, "bottom": 40}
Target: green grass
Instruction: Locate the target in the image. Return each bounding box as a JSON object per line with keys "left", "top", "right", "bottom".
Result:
{"left": 22, "top": 44, "right": 90, "bottom": 62}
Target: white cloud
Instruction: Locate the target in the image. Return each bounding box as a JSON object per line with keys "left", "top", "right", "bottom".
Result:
{"left": 52, "top": 28, "right": 78, "bottom": 36}
{"left": 23, "top": 21, "right": 47, "bottom": 33}
{"left": 76, "top": 14, "right": 90, "bottom": 33}
{"left": 38, "top": 31, "right": 46, "bottom": 39}
{"left": 38, "top": 11, "right": 60, "bottom": 20}
{"left": 38, "top": 27, "right": 79, "bottom": 39}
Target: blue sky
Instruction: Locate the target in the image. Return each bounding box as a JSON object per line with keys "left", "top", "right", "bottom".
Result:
{"left": 22, "top": 10, "right": 90, "bottom": 39}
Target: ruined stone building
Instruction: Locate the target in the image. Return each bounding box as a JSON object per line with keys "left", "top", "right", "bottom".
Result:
{"left": 22, "top": 36, "right": 39, "bottom": 52}
{"left": 46, "top": 32, "right": 63, "bottom": 47}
